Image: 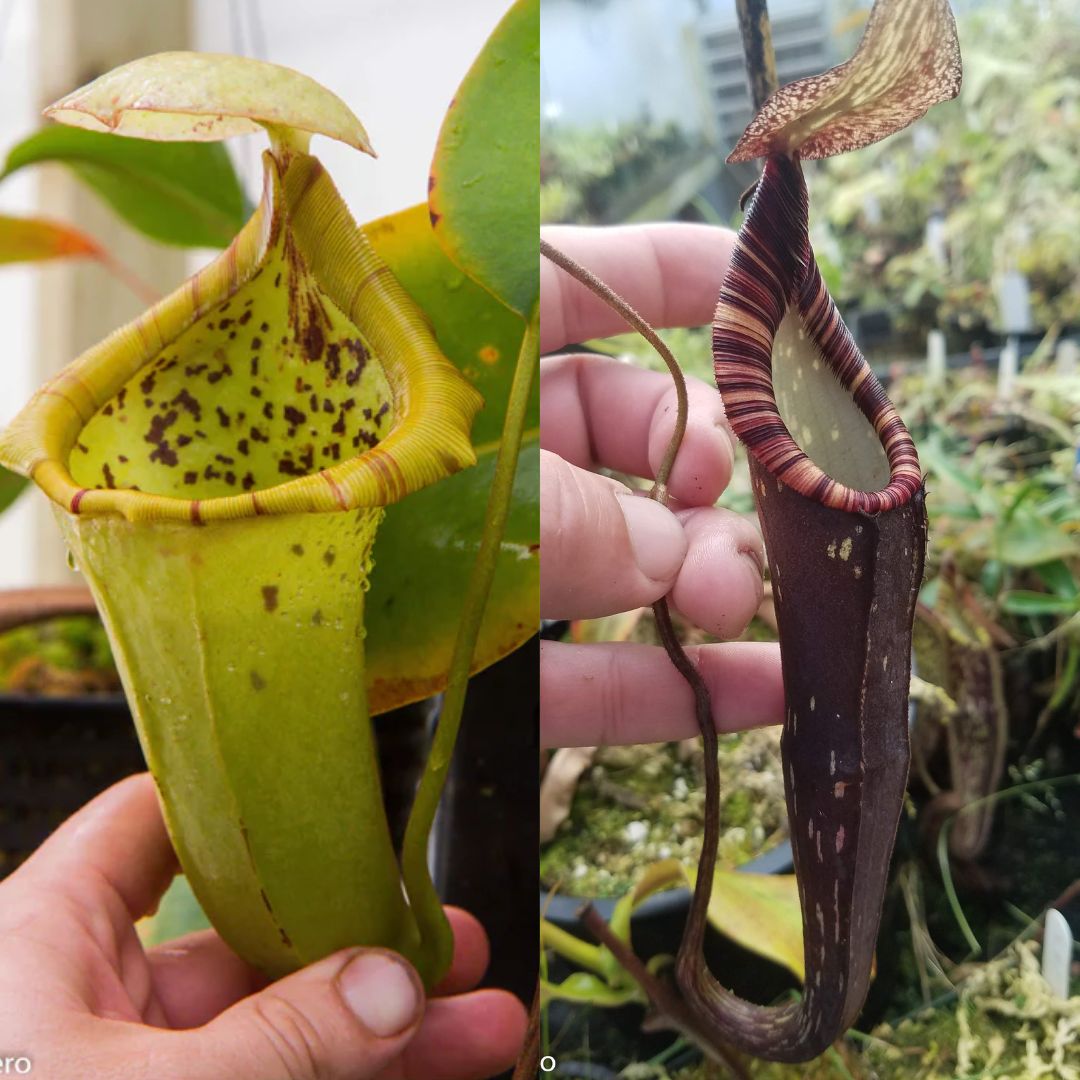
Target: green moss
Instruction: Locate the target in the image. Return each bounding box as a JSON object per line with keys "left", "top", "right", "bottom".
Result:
{"left": 865, "top": 942, "right": 1080, "bottom": 1079}
{"left": 0, "top": 616, "right": 119, "bottom": 694}
{"left": 541, "top": 728, "right": 788, "bottom": 898}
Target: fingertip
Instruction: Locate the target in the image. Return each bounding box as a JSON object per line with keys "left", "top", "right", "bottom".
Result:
{"left": 339, "top": 949, "right": 424, "bottom": 1039}
{"left": 403, "top": 989, "right": 529, "bottom": 1080}
{"left": 647, "top": 382, "right": 735, "bottom": 505}
{"left": 541, "top": 453, "right": 687, "bottom": 618}
{"left": 672, "top": 506, "right": 765, "bottom": 639}
{"left": 436, "top": 907, "right": 491, "bottom": 995}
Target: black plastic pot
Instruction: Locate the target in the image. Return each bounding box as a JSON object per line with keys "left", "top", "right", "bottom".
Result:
{"left": 0, "top": 691, "right": 147, "bottom": 877}
{"left": 0, "top": 587, "right": 147, "bottom": 877}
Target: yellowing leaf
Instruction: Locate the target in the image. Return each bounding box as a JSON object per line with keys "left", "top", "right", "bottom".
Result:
{"left": 46, "top": 52, "right": 373, "bottom": 155}
{"left": 570, "top": 608, "right": 647, "bottom": 644}
{"left": 0, "top": 214, "right": 100, "bottom": 263}
{"left": 729, "top": 0, "right": 962, "bottom": 162}
{"left": 686, "top": 865, "right": 806, "bottom": 981}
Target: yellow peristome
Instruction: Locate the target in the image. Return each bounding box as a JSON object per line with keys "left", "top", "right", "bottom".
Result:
{"left": 45, "top": 51, "right": 375, "bottom": 156}
{"left": 0, "top": 151, "right": 482, "bottom": 523}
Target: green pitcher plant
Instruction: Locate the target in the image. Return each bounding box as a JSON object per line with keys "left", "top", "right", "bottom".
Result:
{"left": 0, "top": 53, "right": 485, "bottom": 986}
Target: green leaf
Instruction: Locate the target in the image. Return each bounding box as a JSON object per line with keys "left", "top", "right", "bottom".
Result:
{"left": 999, "top": 590, "right": 1080, "bottom": 617}
{"left": 1036, "top": 560, "right": 1080, "bottom": 600}
{"left": 363, "top": 204, "right": 538, "bottom": 714}
{"left": 428, "top": 0, "right": 539, "bottom": 316}
{"left": 540, "top": 972, "right": 642, "bottom": 1008}
{"left": 136, "top": 874, "right": 211, "bottom": 947}
{"left": 0, "top": 466, "right": 27, "bottom": 514}
{"left": 0, "top": 213, "right": 101, "bottom": 263}
{"left": 995, "top": 514, "right": 1080, "bottom": 568}
{"left": 2, "top": 126, "right": 248, "bottom": 248}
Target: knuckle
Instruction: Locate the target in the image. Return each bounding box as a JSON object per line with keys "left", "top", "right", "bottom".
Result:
{"left": 249, "top": 994, "right": 330, "bottom": 1080}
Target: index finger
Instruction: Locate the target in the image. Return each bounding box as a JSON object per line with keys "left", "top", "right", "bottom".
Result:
{"left": 14, "top": 773, "right": 176, "bottom": 922}
{"left": 540, "top": 223, "right": 736, "bottom": 353}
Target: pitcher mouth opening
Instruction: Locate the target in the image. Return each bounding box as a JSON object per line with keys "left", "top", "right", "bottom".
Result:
{"left": 713, "top": 153, "right": 921, "bottom": 516}
{"left": 1, "top": 151, "right": 481, "bottom": 525}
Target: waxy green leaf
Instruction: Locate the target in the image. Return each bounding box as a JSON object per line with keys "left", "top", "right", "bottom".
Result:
{"left": 999, "top": 590, "right": 1080, "bottom": 617}
{"left": 363, "top": 203, "right": 538, "bottom": 713}
{"left": 429, "top": 0, "right": 539, "bottom": 316}
{"left": 0, "top": 467, "right": 27, "bottom": 514}
{"left": 2, "top": 126, "right": 248, "bottom": 249}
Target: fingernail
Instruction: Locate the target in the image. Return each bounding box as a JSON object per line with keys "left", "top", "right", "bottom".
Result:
{"left": 742, "top": 543, "right": 766, "bottom": 579}
{"left": 339, "top": 951, "right": 421, "bottom": 1037}
{"left": 616, "top": 494, "right": 686, "bottom": 583}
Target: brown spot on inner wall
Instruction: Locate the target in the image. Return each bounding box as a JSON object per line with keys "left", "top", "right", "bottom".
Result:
{"left": 261, "top": 585, "right": 279, "bottom": 612}
{"left": 250, "top": 671, "right": 267, "bottom": 691}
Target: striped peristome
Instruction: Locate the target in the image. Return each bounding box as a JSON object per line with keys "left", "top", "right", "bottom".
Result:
{"left": 714, "top": 152, "right": 922, "bottom": 514}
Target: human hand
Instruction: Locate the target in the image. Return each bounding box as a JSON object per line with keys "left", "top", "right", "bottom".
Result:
{"left": 0, "top": 774, "right": 525, "bottom": 1080}
{"left": 540, "top": 223, "right": 785, "bottom": 748}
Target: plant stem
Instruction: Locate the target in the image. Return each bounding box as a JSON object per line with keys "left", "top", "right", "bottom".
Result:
{"left": 580, "top": 906, "right": 750, "bottom": 1080}
{"left": 400, "top": 302, "right": 539, "bottom": 986}
{"left": 94, "top": 248, "right": 162, "bottom": 307}
{"left": 541, "top": 918, "right": 610, "bottom": 978}
{"left": 512, "top": 984, "right": 542, "bottom": 1080}
{"left": 735, "top": 0, "right": 778, "bottom": 111}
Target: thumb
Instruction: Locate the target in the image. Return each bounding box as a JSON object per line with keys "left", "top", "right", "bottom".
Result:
{"left": 178, "top": 948, "right": 424, "bottom": 1080}
{"left": 541, "top": 448, "right": 687, "bottom": 619}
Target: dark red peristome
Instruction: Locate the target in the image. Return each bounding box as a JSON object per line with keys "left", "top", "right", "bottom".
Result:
{"left": 713, "top": 152, "right": 921, "bottom": 514}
